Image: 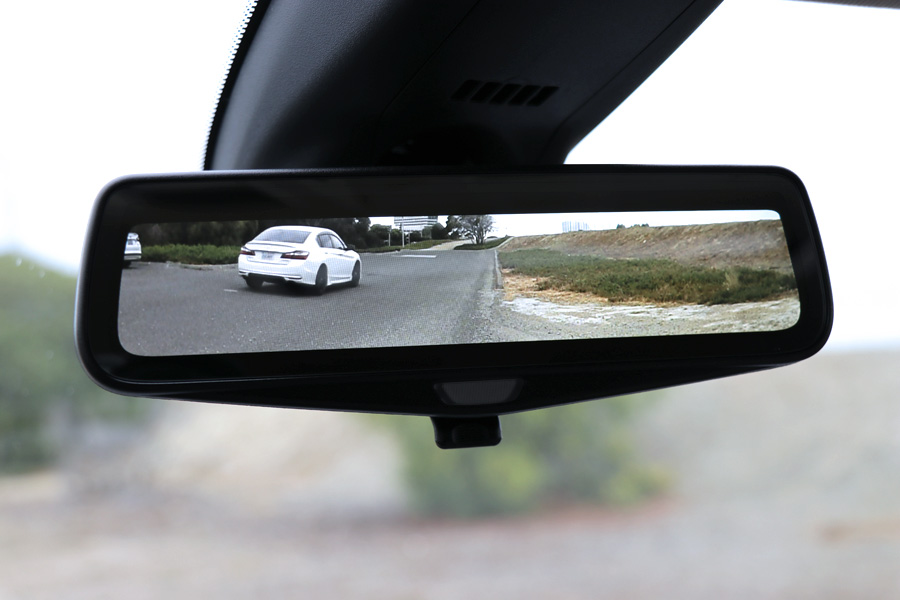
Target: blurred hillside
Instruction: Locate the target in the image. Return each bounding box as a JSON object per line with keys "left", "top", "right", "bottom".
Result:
{"left": 0, "top": 255, "right": 150, "bottom": 473}
{"left": 3, "top": 343, "right": 900, "bottom": 598}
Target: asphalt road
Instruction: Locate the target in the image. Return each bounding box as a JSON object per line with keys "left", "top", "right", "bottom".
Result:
{"left": 118, "top": 249, "right": 500, "bottom": 356}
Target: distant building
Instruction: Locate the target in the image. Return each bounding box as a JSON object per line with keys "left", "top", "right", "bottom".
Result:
{"left": 562, "top": 221, "right": 591, "bottom": 233}
{"left": 394, "top": 216, "right": 439, "bottom": 232}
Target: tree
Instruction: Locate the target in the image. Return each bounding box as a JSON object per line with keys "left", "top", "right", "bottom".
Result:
{"left": 445, "top": 215, "right": 462, "bottom": 239}
{"left": 369, "top": 224, "right": 391, "bottom": 245}
{"left": 457, "top": 215, "right": 494, "bottom": 245}
{"left": 133, "top": 221, "right": 259, "bottom": 246}
{"left": 290, "top": 218, "right": 371, "bottom": 248}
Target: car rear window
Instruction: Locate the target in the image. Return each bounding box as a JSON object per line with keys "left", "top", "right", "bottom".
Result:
{"left": 254, "top": 229, "right": 310, "bottom": 244}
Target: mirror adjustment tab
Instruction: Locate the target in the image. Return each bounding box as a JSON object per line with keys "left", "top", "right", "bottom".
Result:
{"left": 431, "top": 416, "right": 502, "bottom": 449}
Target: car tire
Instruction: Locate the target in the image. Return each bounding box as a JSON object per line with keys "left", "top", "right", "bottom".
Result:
{"left": 314, "top": 265, "right": 328, "bottom": 295}
{"left": 245, "top": 275, "right": 263, "bottom": 290}
{"left": 350, "top": 261, "right": 360, "bottom": 287}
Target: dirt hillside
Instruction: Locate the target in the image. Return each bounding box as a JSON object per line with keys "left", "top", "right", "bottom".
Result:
{"left": 501, "top": 220, "right": 792, "bottom": 272}
{"left": 4, "top": 349, "right": 900, "bottom": 599}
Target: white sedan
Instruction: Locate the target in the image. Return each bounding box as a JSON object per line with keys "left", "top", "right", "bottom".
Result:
{"left": 238, "top": 226, "right": 361, "bottom": 293}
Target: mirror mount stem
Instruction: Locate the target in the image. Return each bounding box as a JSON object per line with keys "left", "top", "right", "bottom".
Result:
{"left": 431, "top": 416, "right": 502, "bottom": 449}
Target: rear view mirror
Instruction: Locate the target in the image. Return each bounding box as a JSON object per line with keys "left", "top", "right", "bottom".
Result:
{"left": 76, "top": 167, "right": 832, "bottom": 447}
{"left": 119, "top": 210, "right": 796, "bottom": 355}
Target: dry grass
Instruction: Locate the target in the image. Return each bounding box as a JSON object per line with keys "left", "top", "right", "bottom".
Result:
{"left": 502, "top": 270, "right": 611, "bottom": 305}
{"left": 498, "top": 249, "right": 797, "bottom": 305}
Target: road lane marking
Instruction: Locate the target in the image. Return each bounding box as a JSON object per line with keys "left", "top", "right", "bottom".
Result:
{"left": 224, "top": 289, "right": 238, "bottom": 293}
{"left": 394, "top": 254, "right": 437, "bottom": 258}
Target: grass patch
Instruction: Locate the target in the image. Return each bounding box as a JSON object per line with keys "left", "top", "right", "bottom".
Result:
{"left": 356, "top": 246, "right": 399, "bottom": 254}
{"left": 142, "top": 244, "right": 240, "bottom": 265}
{"left": 499, "top": 249, "right": 796, "bottom": 305}
{"left": 358, "top": 239, "right": 449, "bottom": 253}
{"left": 454, "top": 236, "right": 510, "bottom": 250}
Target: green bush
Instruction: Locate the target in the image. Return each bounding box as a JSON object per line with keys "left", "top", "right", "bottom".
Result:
{"left": 142, "top": 244, "right": 241, "bottom": 265}
{"left": 454, "top": 236, "right": 510, "bottom": 250}
{"left": 0, "top": 255, "right": 150, "bottom": 473}
{"left": 374, "top": 395, "right": 669, "bottom": 517}
{"left": 499, "top": 249, "right": 796, "bottom": 305}
{"left": 708, "top": 267, "right": 798, "bottom": 304}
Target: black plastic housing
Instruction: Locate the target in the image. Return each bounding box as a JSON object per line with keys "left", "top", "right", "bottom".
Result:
{"left": 205, "top": 0, "right": 724, "bottom": 169}
{"left": 76, "top": 166, "right": 832, "bottom": 417}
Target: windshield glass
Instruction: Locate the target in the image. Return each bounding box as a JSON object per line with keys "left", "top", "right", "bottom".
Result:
{"left": 253, "top": 229, "right": 311, "bottom": 244}
{"left": 2, "top": 0, "right": 900, "bottom": 597}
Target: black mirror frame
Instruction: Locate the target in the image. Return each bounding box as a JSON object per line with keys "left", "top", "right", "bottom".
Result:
{"left": 76, "top": 165, "right": 832, "bottom": 417}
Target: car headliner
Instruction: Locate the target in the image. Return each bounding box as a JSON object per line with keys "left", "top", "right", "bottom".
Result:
{"left": 205, "top": 0, "right": 725, "bottom": 170}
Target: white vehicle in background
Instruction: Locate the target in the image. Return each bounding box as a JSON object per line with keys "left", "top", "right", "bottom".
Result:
{"left": 238, "top": 226, "right": 361, "bottom": 293}
{"left": 123, "top": 232, "right": 141, "bottom": 266}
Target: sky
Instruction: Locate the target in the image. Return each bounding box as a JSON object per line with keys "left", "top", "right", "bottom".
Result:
{"left": 491, "top": 211, "right": 779, "bottom": 237}
{"left": 2, "top": 0, "right": 899, "bottom": 349}
{"left": 375, "top": 211, "right": 779, "bottom": 237}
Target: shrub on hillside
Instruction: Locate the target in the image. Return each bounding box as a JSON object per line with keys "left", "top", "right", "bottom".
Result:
{"left": 0, "top": 256, "right": 150, "bottom": 473}
{"left": 499, "top": 249, "right": 796, "bottom": 304}
{"left": 375, "top": 396, "right": 669, "bottom": 517}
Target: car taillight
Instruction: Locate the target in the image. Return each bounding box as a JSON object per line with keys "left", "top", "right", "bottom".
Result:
{"left": 240, "top": 247, "right": 255, "bottom": 256}
{"left": 282, "top": 251, "right": 309, "bottom": 260}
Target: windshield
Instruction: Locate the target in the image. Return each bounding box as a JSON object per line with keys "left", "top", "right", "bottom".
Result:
{"left": 2, "top": 0, "right": 900, "bottom": 597}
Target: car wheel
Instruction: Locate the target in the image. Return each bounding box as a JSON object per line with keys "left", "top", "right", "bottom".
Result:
{"left": 350, "top": 261, "right": 360, "bottom": 287}
{"left": 314, "top": 265, "right": 328, "bottom": 295}
{"left": 245, "top": 275, "right": 263, "bottom": 290}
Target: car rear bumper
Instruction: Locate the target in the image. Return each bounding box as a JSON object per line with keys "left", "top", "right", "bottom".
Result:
{"left": 238, "top": 254, "right": 323, "bottom": 286}
{"left": 240, "top": 271, "right": 308, "bottom": 284}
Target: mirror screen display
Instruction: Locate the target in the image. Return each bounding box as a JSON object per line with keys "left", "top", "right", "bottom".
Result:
{"left": 118, "top": 211, "right": 799, "bottom": 356}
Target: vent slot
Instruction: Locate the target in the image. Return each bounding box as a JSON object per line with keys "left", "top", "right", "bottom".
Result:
{"left": 489, "top": 84, "right": 521, "bottom": 104}
{"left": 451, "top": 79, "right": 481, "bottom": 101}
{"left": 509, "top": 85, "right": 540, "bottom": 106}
{"left": 470, "top": 82, "right": 501, "bottom": 103}
{"left": 527, "top": 86, "right": 558, "bottom": 106}
{"left": 451, "top": 81, "right": 558, "bottom": 107}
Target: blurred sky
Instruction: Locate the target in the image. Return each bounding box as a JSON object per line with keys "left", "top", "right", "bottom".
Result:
{"left": 375, "top": 211, "right": 779, "bottom": 235}
{"left": 1, "top": 0, "right": 898, "bottom": 349}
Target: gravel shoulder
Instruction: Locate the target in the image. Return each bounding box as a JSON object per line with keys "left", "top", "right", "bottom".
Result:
{"left": 492, "top": 269, "right": 800, "bottom": 341}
